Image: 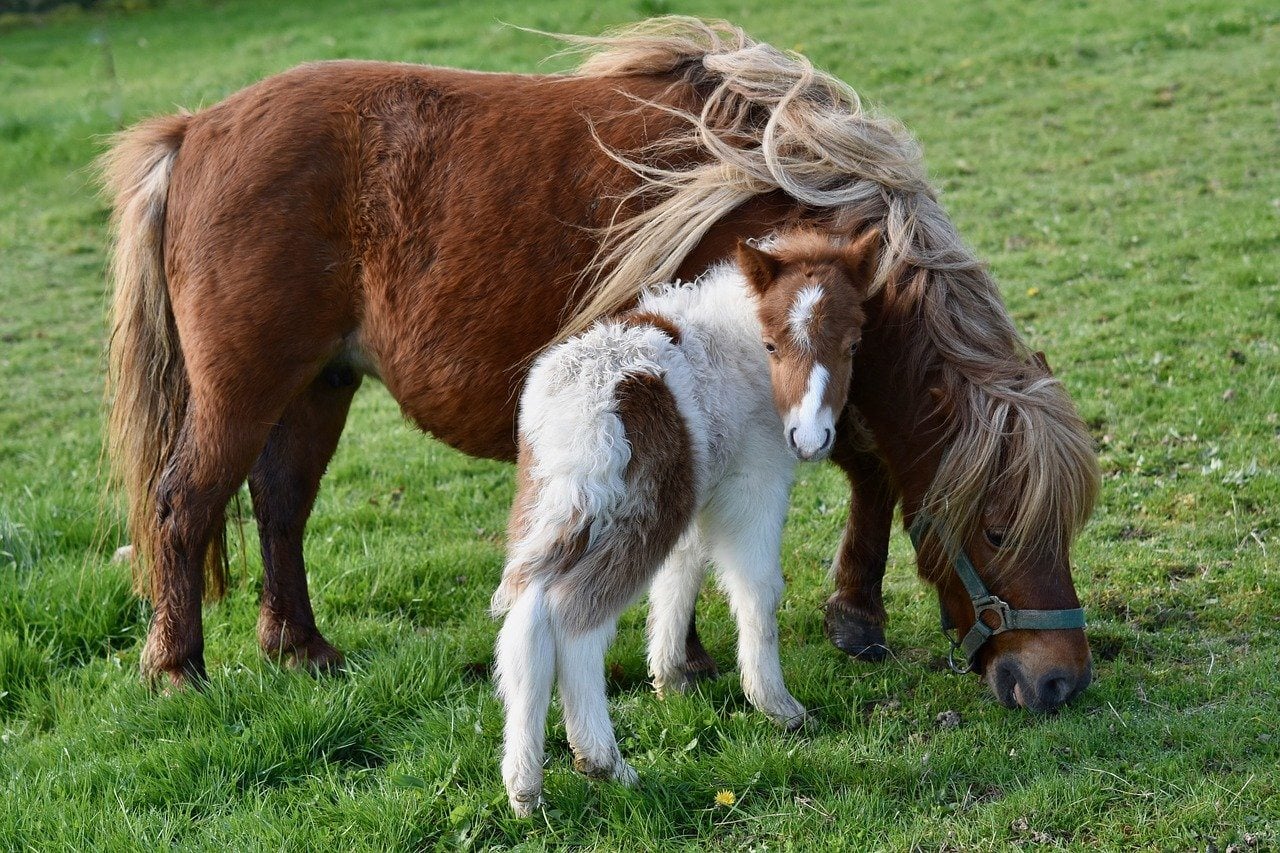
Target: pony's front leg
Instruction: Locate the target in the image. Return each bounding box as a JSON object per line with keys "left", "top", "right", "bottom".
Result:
{"left": 825, "top": 431, "right": 897, "bottom": 661}
{"left": 494, "top": 580, "right": 556, "bottom": 817}
{"left": 555, "top": 615, "right": 638, "bottom": 788}
{"left": 703, "top": 476, "right": 808, "bottom": 730}
{"left": 646, "top": 530, "right": 715, "bottom": 695}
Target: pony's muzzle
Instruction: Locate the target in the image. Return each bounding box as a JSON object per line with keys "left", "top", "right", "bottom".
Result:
{"left": 988, "top": 655, "right": 1092, "bottom": 712}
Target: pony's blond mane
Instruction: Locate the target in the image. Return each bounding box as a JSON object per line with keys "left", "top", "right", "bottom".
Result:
{"left": 559, "top": 17, "right": 1099, "bottom": 565}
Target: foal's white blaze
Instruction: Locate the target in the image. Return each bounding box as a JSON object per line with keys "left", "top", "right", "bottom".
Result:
{"left": 787, "top": 362, "right": 834, "bottom": 460}
{"left": 787, "top": 285, "right": 824, "bottom": 352}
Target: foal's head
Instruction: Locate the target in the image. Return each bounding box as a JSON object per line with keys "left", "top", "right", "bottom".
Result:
{"left": 738, "top": 229, "right": 881, "bottom": 461}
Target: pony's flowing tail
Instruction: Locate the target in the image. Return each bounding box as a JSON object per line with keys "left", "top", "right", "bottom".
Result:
{"left": 100, "top": 113, "right": 228, "bottom": 602}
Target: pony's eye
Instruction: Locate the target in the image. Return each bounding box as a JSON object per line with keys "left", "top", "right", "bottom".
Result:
{"left": 985, "top": 528, "right": 1007, "bottom": 549}
{"left": 763, "top": 341, "right": 777, "bottom": 355}
{"left": 849, "top": 340, "right": 860, "bottom": 356}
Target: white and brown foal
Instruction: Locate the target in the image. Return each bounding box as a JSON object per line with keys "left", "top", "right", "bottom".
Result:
{"left": 491, "top": 230, "right": 880, "bottom": 815}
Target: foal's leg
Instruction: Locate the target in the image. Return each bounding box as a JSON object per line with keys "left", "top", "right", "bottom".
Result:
{"left": 555, "top": 616, "right": 638, "bottom": 787}
{"left": 495, "top": 580, "right": 556, "bottom": 817}
{"left": 647, "top": 530, "right": 714, "bottom": 695}
{"left": 703, "top": 471, "right": 807, "bottom": 729}
{"left": 825, "top": 435, "right": 897, "bottom": 662}
{"left": 248, "top": 366, "right": 361, "bottom": 672}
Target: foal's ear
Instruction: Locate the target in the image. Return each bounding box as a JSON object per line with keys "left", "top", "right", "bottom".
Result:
{"left": 736, "top": 239, "right": 781, "bottom": 295}
{"left": 842, "top": 228, "right": 883, "bottom": 291}
{"left": 1032, "top": 350, "right": 1054, "bottom": 375}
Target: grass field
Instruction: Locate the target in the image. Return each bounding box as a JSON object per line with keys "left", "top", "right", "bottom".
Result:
{"left": 1, "top": 0, "right": 1278, "bottom": 848}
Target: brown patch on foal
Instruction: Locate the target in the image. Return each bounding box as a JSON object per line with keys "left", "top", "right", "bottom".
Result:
{"left": 620, "top": 311, "right": 682, "bottom": 345}
{"left": 550, "top": 372, "right": 697, "bottom": 635}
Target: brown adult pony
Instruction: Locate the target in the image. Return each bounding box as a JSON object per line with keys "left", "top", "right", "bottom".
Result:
{"left": 102, "top": 18, "right": 1099, "bottom": 711}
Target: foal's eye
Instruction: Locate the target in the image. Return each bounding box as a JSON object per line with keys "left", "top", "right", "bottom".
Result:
{"left": 763, "top": 341, "right": 777, "bottom": 355}
{"left": 984, "top": 528, "right": 1007, "bottom": 549}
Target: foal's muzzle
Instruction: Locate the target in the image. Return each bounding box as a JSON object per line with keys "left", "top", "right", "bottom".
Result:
{"left": 788, "top": 426, "right": 832, "bottom": 460}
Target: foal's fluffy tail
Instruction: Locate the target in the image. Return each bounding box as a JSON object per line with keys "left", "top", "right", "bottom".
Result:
{"left": 494, "top": 351, "right": 699, "bottom": 634}
{"left": 100, "top": 113, "right": 228, "bottom": 602}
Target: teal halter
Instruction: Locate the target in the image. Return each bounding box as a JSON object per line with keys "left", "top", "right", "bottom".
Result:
{"left": 909, "top": 511, "right": 1086, "bottom": 674}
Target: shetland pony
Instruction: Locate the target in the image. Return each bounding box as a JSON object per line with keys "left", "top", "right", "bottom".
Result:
{"left": 102, "top": 18, "right": 1099, "bottom": 711}
{"left": 492, "top": 232, "right": 876, "bottom": 815}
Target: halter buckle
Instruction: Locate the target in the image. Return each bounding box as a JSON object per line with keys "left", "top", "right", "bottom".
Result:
{"left": 972, "top": 595, "right": 1012, "bottom": 634}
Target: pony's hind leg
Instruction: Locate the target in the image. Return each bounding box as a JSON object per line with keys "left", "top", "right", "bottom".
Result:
{"left": 248, "top": 364, "right": 361, "bottom": 672}
{"left": 143, "top": 401, "right": 279, "bottom": 687}
{"left": 495, "top": 580, "right": 556, "bottom": 817}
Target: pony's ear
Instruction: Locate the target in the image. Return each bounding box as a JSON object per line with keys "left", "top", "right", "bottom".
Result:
{"left": 1032, "top": 350, "right": 1054, "bottom": 375}
{"left": 842, "top": 228, "right": 883, "bottom": 291}
{"left": 737, "top": 239, "right": 781, "bottom": 295}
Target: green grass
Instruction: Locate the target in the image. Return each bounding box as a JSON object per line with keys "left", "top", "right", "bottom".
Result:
{"left": 1, "top": 0, "right": 1278, "bottom": 848}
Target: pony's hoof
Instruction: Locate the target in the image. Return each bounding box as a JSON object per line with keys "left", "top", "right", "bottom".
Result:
{"left": 824, "top": 599, "right": 889, "bottom": 662}
{"left": 259, "top": 621, "right": 345, "bottom": 674}
{"left": 141, "top": 657, "right": 207, "bottom": 694}
{"left": 287, "top": 636, "right": 345, "bottom": 674}
{"left": 681, "top": 648, "right": 719, "bottom": 684}
{"left": 508, "top": 789, "right": 543, "bottom": 818}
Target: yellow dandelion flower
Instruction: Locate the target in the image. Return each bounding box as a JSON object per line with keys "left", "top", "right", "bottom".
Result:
{"left": 714, "top": 790, "right": 736, "bottom": 807}
{"left": 1026, "top": 287, "right": 1041, "bottom": 297}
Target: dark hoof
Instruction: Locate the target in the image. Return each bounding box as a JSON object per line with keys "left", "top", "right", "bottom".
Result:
{"left": 681, "top": 649, "right": 719, "bottom": 684}
{"left": 286, "top": 636, "right": 346, "bottom": 674}
{"left": 824, "top": 603, "right": 889, "bottom": 662}
{"left": 259, "top": 620, "right": 345, "bottom": 675}
{"left": 142, "top": 657, "right": 208, "bottom": 693}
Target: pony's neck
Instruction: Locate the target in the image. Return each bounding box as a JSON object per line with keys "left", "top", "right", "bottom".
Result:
{"left": 849, "top": 305, "right": 947, "bottom": 520}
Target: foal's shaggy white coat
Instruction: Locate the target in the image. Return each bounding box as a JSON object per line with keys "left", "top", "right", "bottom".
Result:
{"left": 492, "top": 243, "right": 867, "bottom": 816}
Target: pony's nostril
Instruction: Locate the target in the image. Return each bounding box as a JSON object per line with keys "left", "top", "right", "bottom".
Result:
{"left": 1036, "top": 671, "right": 1075, "bottom": 710}
{"left": 787, "top": 427, "right": 798, "bottom": 449}
{"left": 819, "top": 428, "right": 832, "bottom": 451}
{"left": 991, "top": 659, "right": 1020, "bottom": 708}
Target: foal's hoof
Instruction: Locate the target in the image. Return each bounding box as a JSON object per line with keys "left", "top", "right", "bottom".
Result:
{"left": 508, "top": 789, "right": 544, "bottom": 818}
{"left": 573, "top": 754, "right": 639, "bottom": 788}
{"left": 767, "top": 703, "right": 812, "bottom": 732}
{"left": 823, "top": 600, "right": 889, "bottom": 662}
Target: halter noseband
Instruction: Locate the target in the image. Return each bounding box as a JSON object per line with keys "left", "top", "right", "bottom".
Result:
{"left": 908, "top": 511, "right": 1086, "bottom": 674}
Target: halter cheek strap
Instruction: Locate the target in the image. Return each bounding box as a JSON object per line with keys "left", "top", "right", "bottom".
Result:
{"left": 908, "top": 511, "right": 1086, "bottom": 674}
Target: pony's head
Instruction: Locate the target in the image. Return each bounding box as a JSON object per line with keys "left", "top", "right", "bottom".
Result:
{"left": 904, "top": 349, "right": 1100, "bottom": 712}
{"left": 738, "top": 229, "right": 879, "bottom": 461}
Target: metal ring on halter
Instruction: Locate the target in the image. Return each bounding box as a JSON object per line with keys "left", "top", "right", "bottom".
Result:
{"left": 909, "top": 510, "right": 1086, "bottom": 673}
